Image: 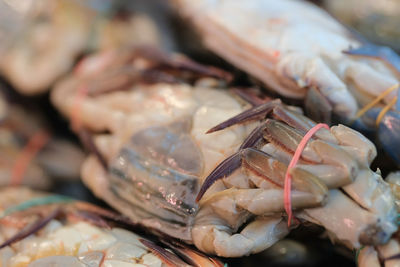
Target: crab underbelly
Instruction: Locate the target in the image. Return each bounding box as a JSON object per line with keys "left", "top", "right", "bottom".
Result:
{"left": 106, "top": 120, "right": 203, "bottom": 240}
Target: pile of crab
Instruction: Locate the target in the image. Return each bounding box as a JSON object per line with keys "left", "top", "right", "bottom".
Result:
{"left": 48, "top": 44, "right": 400, "bottom": 267}
{"left": 1, "top": 0, "right": 400, "bottom": 266}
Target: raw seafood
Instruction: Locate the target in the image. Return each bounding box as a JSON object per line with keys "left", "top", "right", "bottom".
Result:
{"left": 52, "top": 48, "right": 397, "bottom": 257}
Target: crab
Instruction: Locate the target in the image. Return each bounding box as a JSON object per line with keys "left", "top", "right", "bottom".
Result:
{"left": 171, "top": 0, "right": 400, "bottom": 166}
{"left": 51, "top": 47, "right": 397, "bottom": 257}
{"left": 0, "top": 187, "right": 224, "bottom": 266}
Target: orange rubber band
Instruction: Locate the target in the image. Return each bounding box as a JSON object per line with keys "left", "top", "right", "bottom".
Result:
{"left": 11, "top": 130, "right": 50, "bottom": 186}
{"left": 284, "top": 123, "right": 329, "bottom": 226}
{"left": 376, "top": 96, "right": 397, "bottom": 126}
{"left": 353, "top": 83, "right": 398, "bottom": 123}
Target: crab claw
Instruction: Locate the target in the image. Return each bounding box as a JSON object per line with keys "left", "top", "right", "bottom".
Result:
{"left": 198, "top": 147, "right": 328, "bottom": 210}
{"left": 263, "top": 120, "right": 358, "bottom": 186}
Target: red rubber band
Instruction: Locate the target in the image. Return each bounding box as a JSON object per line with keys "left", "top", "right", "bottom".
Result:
{"left": 11, "top": 130, "right": 50, "bottom": 186}
{"left": 284, "top": 123, "right": 329, "bottom": 226}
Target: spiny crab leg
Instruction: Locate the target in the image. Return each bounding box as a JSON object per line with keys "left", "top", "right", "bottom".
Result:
{"left": 206, "top": 100, "right": 280, "bottom": 133}
{"left": 200, "top": 112, "right": 359, "bottom": 202}
{"left": 207, "top": 100, "right": 335, "bottom": 143}
{"left": 130, "top": 46, "right": 233, "bottom": 82}
{"left": 0, "top": 200, "right": 141, "bottom": 250}
{"left": 75, "top": 46, "right": 233, "bottom": 97}
{"left": 0, "top": 208, "right": 61, "bottom": 249}
{"left": 197, "top": 147, "right": 328, "bottom": 210}
{"left": 231, "top": 88, "right": 273, "bottom": 106}
{"left": 140, "top": 239, "right": 191, "bottom": 267}
{"left": 87, "top": 67, "right": 182, "bottom": 97}
{"left": 160, "top": 239, "right": 225, "bottom": 267}
{"left": 71, "top": 209, "right": 111, "bottom": 230}
{"left": 239, "top": 124, "right": 267, "bottom": 149}
{"left": 196, "top": 152, "right": 242, "bottom": 202}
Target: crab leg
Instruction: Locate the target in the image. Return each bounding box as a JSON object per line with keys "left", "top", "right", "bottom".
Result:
{"left": 0, "top": 208, "right": 61, "bottom": 249}
{"left": 304, "top": 87, "right": 333, "bottom": 124}
{"left": 198, "top": 147, "right": 328, "bottom": 211}
{"left": 299, "top": 189, "right": 394, "bottom": 247}
{"left": 192, "top": 207, "right": 289, "bottom": 257}
{"left": 207, "top": 102, "right": 336, "bottom": 143}
{"left": 140, "top": 239, "right": 191, "bottom": 267}
{"left": 265, "top": 120, "right": 396, "bottom": 221}
{"left": 261, "top": 120, "right": 358, "bottom": 184}
{"left": 206, "top": 100, "right": 279, "bottom": 134}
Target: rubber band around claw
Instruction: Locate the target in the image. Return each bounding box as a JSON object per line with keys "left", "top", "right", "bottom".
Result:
{"left": 284, "top": 123, "right": 329, "bottom": 227}
{"left": 11, "top": 130, "right": 50, "bottom": 186}
{"left": 353, "top": 83, "right": 399, "bottom": 126}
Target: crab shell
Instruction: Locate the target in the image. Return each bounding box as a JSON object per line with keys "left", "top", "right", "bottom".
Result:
{"left": 51, "top": 48, "right": 397, "bottom": 257}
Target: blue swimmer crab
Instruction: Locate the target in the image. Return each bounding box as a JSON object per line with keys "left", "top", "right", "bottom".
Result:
{"left": 171, "top": 0, "right": 400, "bottom": 166}
{"left": 51, "top": 47, "right": 397, "bottom": 257}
